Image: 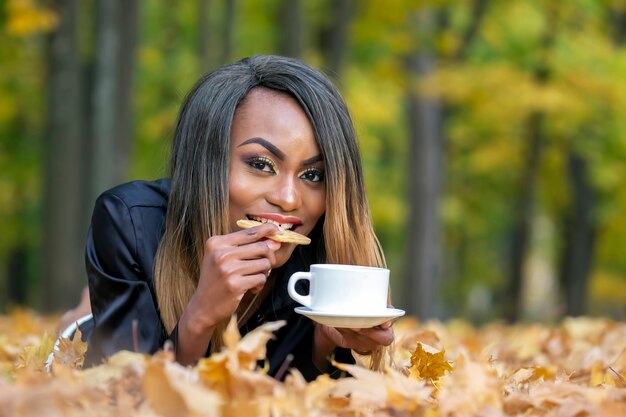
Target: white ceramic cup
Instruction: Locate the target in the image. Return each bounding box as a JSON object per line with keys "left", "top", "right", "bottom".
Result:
{"left": 287, "top": 264, "right": 390, "bottom": 314}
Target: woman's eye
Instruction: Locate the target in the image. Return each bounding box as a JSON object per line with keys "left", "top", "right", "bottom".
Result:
{"left": 300, "top": 168, "right": 324, "bottom": 183}
{"left": 247, "top": 157, "right": 276, "bottom": 173}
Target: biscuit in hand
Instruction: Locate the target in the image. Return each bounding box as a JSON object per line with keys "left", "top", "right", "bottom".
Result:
{"left": 236, "top": 219, "right": 311, "bottom": 245}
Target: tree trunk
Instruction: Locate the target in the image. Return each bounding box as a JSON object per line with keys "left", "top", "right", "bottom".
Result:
{"left": 43, "top": 0, "right": 84, "bottom": 311}
{"left": 405, "top": 9, "right": 444, "bottom": 319}
{"left": 505, "top": 112, "right": 544, "bottom": 321}
{"left": 89, "top": 0, "right": 120, "bottom": 205}
{"left": 278, "top": 0, "right": 302, "bottom": 58}
{"left": 198, "top": 0, "right": 212, "bottom": 73}
{"left": 113, "top": 0, "right": 139, "bottom": 185}
{"left": 220, "top": 0, "right": 235, "bottom": 65}
{"left": 558, "top": 152, "right": 595, "bottom": 316}
{"left": 7, "top": 247, "right": 28, "bottom": 307}
{"left": 453, "top": 0, "right": 488, "bottom": 61}
{"left": 504, "top": 2, "right": 558, "bottom": 322}
{"left": 88, "top": 0, "right": 138, "bottom": 205}
{"left": 610, "top": 5, "right": 626, "bottom": 45}
{"left": 439, "top": 0, "right": 489, "bottom": 319}
{"left": 319, "top": 0, "right": 355, "bottom": 78}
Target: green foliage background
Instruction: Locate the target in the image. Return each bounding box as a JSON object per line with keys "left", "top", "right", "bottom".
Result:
{"left": 1, "top": 0, "right": 626, "bottom": 319}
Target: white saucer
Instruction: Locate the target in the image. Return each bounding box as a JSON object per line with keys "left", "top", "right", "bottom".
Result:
{"left": 294, "top": 307, "right": 405, "bottom": 328}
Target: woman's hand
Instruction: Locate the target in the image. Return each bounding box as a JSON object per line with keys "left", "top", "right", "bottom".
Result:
{"left": 176, "top": 222, "right": 282, "bottom": 365}
{"left": 316, "top": 322, "right": 395, "bottom": 352}
{"left": 191, "top": 222, "right": 282, "bottom": 329}
{"left": 313, "top": 315, "right": 396, "bottom": 371}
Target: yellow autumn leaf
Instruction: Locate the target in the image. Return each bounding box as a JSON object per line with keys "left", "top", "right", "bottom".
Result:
{"left": 235, "top": 319, "right": 285, "bottom": 371}
{"left": 15, "top": 332, "right": 54, "bottom": 372}
{"left": 331, "top": 360, "right": 433, "bottom": 413}
{"left": 197, "top": 351, "right": 230, "bottom": 397}
{"left": 143, "top": 354, "right": 195, "bottom": 417}
{"left": 197, "top": 317, "right": 285, "bottom": 400}
{"left": 52, "top": 325, "right": 88, "bottom": 370}
{"left": 408, "top": 342, "right": 453, "bottom": 382}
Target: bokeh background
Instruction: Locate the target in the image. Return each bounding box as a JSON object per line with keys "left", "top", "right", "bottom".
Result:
{"left": 1, "top": 0, "right": 625, "bottom": 322}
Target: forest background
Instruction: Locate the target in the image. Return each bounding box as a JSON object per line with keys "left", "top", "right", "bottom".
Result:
{"left": 1, "top": 0, "right": 625, "bottom": 324}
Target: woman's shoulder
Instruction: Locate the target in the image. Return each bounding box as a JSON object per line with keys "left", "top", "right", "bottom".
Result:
{"left": 99, "top": 178, "right": 171, "bottom": 210}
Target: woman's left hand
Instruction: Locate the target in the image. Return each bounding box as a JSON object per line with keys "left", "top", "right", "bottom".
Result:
{"left": 315, "top": 320, "right": 395, "bottom": 355}
{"left": 312, "top": 304, "right": 398, "bottom": 370}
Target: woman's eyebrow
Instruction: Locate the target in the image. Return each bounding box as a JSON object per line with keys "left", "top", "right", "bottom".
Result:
{"left": 237, "top": 137, "right": 285, "bottom": 160}
{"left": 302, "top": 155, "right": 323, "bottom": 166}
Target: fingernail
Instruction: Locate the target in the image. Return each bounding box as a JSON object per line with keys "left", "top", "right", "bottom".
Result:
{"left": 266, "top": 239, "right": 281, "bottom": 251}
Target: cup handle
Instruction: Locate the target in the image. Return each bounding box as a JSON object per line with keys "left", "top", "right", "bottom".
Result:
{"left": 287, "top": 271, "right": 312, "bottom": 308}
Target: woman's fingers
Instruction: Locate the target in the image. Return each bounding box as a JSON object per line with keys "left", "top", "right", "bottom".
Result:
{"left": 222, "top": 222, "right": 285, "bottom": 247}
{"left": 230, "top": 240, "right": 279, "bottom": 262}
{"left": 354, "top": 327, "right": 394, "bottom": 346}
{"left": 378, "top": 316, "right": 400, "bottom": 330}
{"left": 193, "top": 223, "right": 284, "bottom": 325}
{"left": 220, "top": 258, "right": 274, "bottom": 282}
{"left": 234, "top": 273, "right": 268, "bottom": 295}
{"left": 319, "top": 325, "right": 394, "bottom": 353}
{"left": 204, "top": 233, "right": 279, "bottom": 276}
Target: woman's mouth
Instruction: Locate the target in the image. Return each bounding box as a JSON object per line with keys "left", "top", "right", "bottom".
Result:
{"left": 246, "top": 215, "right": 296, "bottom": 231}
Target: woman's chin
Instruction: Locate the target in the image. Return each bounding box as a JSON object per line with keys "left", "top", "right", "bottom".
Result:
{"left": 274, "top": 244, "right": 296, "bottom": 268}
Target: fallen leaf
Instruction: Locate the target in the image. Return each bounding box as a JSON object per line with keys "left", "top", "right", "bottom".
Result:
{"left": 408, "top": 342, "right": 453, "bottom": 382}
{"left": 52, "top": 324, "right": 88, "bottom": 369}
{"left": 15, "top": 332, "right": 54, "bottom": 372}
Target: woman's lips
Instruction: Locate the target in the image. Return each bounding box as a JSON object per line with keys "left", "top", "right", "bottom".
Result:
{"left": 246, "top": 214, "right": 303, "bottom": 230}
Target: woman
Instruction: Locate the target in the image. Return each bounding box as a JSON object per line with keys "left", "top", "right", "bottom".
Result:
{"left": 85, "top": 55, "right": 394, "bottom": 380}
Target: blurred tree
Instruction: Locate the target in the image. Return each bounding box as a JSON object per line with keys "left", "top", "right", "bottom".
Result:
{"left": 278, "top": 0, "right": 302, "bottom": 58}
{"left": 88, "top": 0, "right": 138, "bottom": 204}
{"left": 220, "top": 0, "right": 235, "bottom": 65}
{"left": 114, "top": 0, "right": 139, "bottom": 188}
{"left": 7, "top": 247, "right": 27, "bottom": 305}
{"left": 558, "top": 151, "right": 595, "bottom": 316}
{"left": 435, "top": 0, "right": 490, "bottom": 321}
{"left": 2, "top": 0, "right": 57, "bottom": 310}
{"left": 405, "top": 0, "right": 490, "bottom": 319}
{"left": 42, "top": 0, "right": 83, "bottom": 311}
{"left": 555, "top": 0, "right": 626, "bottom": 317}
{"left": 319, "top": 0, "right": 355, "bottom": 78}
{"left": 198, "top": 0, "right": 213, "bottom": 73}
{"left": 452, "top": 0, "right": 488, "bottom": 61}
{"left": 405, "top": 7, "right": 443, "bottom": 319}
{"left": 504, "top": 1, "right": 558, "bottom": 322}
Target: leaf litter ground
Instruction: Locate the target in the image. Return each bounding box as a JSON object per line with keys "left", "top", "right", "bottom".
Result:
{"left": 1, "top": 310, "right": 625, "bottom": 417}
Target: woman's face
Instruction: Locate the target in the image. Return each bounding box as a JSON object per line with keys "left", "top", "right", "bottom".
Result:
{"left": 229, "top": 88, "right": 326, "bottom": 268}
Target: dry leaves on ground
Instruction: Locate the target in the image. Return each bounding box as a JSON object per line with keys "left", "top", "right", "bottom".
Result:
{"left": 0, "top": 309, "right": 625, "bottom": 417}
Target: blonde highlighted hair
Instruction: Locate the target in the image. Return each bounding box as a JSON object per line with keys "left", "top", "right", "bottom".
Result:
{"left": 154, "top": 55, "right": 386, "bottom": 356}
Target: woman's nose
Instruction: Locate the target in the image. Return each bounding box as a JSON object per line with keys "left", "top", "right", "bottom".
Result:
{"left": 267, "top": 176, "right": 302, "bottom": 212}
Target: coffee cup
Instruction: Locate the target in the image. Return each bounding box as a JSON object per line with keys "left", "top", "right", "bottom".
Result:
{"left": 287, "top": 264, "right": 390, "bottom": 314}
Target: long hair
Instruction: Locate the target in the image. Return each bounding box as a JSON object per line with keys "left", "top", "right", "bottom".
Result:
{"left": 154, "top": 55, "right": 385, "bottom": 353}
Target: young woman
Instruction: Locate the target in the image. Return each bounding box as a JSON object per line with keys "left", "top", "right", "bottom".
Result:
{"left": 84, "top": 55, "right": 394, "bottom": 380}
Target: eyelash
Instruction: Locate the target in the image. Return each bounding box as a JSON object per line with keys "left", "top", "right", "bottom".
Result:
{"left": 244, "top": 155, "right": 325, "bottom": 183}
{"left": 298, "top": 168, "right": 325, "bottom": 183}
{"left": 245, "top": 156, "right": 277, "bottom": 174}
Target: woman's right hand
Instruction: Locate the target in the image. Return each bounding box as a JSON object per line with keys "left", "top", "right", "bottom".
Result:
{"left": 176, "top": 222, "right": 282, "bottom": 364}
{"left": 190, "top": 222, "right": 282, "bottom": 331}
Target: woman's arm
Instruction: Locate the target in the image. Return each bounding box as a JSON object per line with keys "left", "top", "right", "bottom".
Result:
{"left": 174, "top": 303, "right": 217, "bottom": 365}
{"left": 86, "top": 189, "right": 167, "bottom": 365}
{"left": 313, "top": 324, "right": 340, "bottom": 372}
